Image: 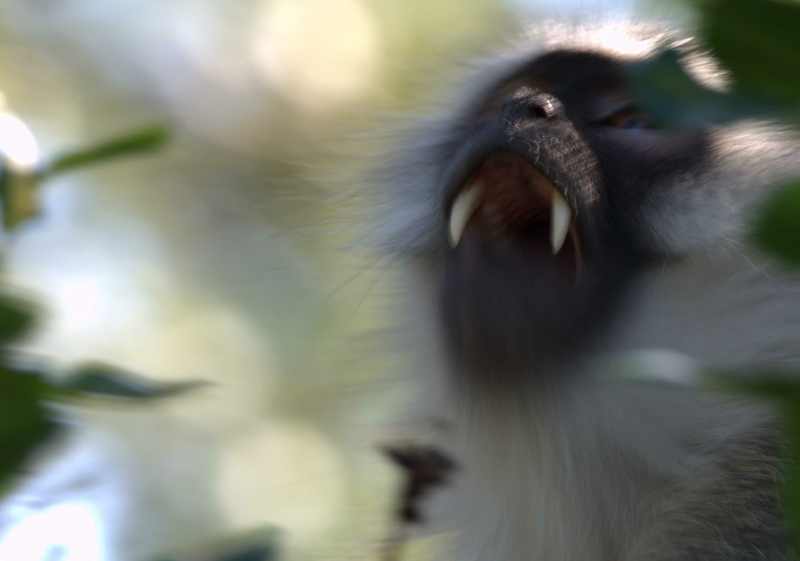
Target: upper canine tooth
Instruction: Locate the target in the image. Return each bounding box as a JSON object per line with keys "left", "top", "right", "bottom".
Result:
{"left": 551, "top": 190, "right": 571, "bottom": 255}
{"left": 449, "top": 183, "right": 482, "bottom": 247}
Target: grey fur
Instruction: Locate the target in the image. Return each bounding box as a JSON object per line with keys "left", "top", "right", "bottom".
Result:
{"left": 374, "top": 20, "right": 800, "bottom": 561}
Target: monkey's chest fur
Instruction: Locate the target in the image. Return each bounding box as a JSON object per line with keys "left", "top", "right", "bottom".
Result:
{"left": 395, "top": 253, "right": 793, "bottom": 561}
{"left": 414, "top": 382, "right": 785, "bottom": 561}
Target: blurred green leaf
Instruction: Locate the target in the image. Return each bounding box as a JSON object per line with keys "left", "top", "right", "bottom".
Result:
{"left": 706, "top": 367, "right": 800, "bottom": 551}
{"left": 0, "top": 170, "right": 40, "bottom": 231}
{"left": 153, "top": 527, "right": 281, "bottom": 561}
{"left": 696, "top": 0, "right": 800, "bottom": 105}
{"left": 751, "top": 180, "right": 800, "bottom": 267}
{"left": 784, "top": 403, "right": 800, "bottom": 554}
{"left": 628, "top": 0, "right": 800, "bottom": 128}
{"left": 703, "top": 367, "right": 800, "bottom": 552}
{"left": 0, "top": 292, "right": 39, "bottom": 346}
{"left": 0, "top": 355, "right": 205, "bottom": 498}
{"left": 62, "top": 362, "right": 208, "bottom": 401}
{"left": 628, "top": 49, "right": 746, "bottom": 127}
{"left": 0, "top": 124, "right": 168, "bottom": 232}
{"left": 627, "top": 48, "right": 773, "bottom": 127}
{"left": 705, "top": 368, "right": 800, "bottom": 401}
{"left": 0, "top": 366, "right": 59, "bottom": 496}
{"left": 39, "top": 125, "right": 169, "bottom": 179}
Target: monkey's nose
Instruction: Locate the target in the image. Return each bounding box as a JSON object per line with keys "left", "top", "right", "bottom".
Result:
{"left": 502, "top": 88, "right": 565, "bottom": 122}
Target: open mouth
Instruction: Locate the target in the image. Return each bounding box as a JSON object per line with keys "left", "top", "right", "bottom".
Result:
{"left": 447, "top": 152, "right": 582, "bottom": 274}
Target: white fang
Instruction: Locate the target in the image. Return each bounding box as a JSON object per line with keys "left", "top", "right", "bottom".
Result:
{"left": 551, "top": 190, "right": 571, "bottom": 254}
{"left": 449, "top": 183, "right": 482, "bottom": 247}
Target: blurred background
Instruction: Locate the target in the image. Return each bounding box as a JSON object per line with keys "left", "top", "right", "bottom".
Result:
{"left": 0, "top": 1, "right": 683, "bottom": 560}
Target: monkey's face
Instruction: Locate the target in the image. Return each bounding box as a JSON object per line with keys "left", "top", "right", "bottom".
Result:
{"left": 433, "top": 49, "right": 712, "bottom": 379}
{"left": 377, "top": 31, "right": 800, "bottom": 385}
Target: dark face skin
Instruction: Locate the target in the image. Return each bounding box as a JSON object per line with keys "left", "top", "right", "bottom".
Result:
{"left": 437, "top": 50, "right": 709, "bottom": 384}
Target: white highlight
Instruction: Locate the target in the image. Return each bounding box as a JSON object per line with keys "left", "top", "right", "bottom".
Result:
{"left": 608, "top": 349, "right": 700, "bottom": 387}
{"left": 0, "top": 112, "right": 40, "bottom": 172}
{"left": 0, "top": 500, "right": 106, "bottom": 561}
{"left": 532, "top": 21, "right": 664, "bottom": 59}
{"left": 251, "top": 0, "right": 378, "bottom": 112}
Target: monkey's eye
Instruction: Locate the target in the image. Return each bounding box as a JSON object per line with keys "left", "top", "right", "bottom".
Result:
{"left": 596, "top": 105, "right": 653, "bottom": 130}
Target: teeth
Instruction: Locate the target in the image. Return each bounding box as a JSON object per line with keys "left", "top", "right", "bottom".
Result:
{"left": 448, "top": 183, "right": 482, "bottom": 247}
{"left": 550, "top": 190, "right": 571, "bottom": 255}
{"left": 449, "top": 181, "right": 572, "bottom": 253}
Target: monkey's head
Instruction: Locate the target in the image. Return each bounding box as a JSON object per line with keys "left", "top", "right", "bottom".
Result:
{"left": 376, "top": 24, "right": 800, "bottom": 386}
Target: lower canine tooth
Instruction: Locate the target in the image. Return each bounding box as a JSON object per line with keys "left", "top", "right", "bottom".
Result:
{"left": 449, "top": 183, "right": 482, "bottom": 247}
{"left": 551, "top": 190, "right": 571, "bottom": 254}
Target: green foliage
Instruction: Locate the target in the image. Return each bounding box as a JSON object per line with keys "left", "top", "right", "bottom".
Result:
{"left": 0, "top": 294, "right": 49, "bottom": 494}
{"left": 39, "top": 125, "right": 169, "bottom": 179}
{"left": 784, "top": 407, "right": 800, "bottom": 558}
{"left": 0, "top": 122, "right": 181, "bottom": 498}
{"left": 0, "top": 170, "right": 40, "bottom": 231}
{"left": 0, "top": 354, "right": 208, "bottom": 495}
{"left": 751, "top": 180, "right": 800, "bottom": 268}
{"left": 0, "top": 365, "right": 59, "bottom": 495}
{"left": 0, "top": 125, "right": 169, "bottom": 232}
{"left": 707, "top": 369, "right": 800, "bottom": 403}
{"left": 705, "top": 368, "right": 800, "bottom": 553}
{"left": 62, "top": 362, "right": 209, "bottom": 401}
{"left": 695, "top": 0, "right": 800, "bottom": 106}
{"left": 629, "top": 0, "right": 800, "bottom": 128}
{"left": 153, "top": 527, "right": 281, "bottom": 561}
{"left": 0, "top": 354, "right": 208, "bottom": 498}
{"left": 0, "top": 118, "right": 264, "bottom": 559}
{"left": 628, "top": 48, "right": 771, "bottom": 128}
{"left": 0, "top": 293, "right": 38, "bottom": 345}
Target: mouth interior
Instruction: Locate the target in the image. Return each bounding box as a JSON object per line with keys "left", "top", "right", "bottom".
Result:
{"left": 448, "top": 152, "right": 582, "bottom": 275}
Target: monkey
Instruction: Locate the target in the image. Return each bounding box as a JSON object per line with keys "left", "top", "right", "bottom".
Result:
{"left": 370, "top": 20, "right": 800, "bottom": 561}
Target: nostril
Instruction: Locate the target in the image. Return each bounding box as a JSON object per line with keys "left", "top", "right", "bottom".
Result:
{"left": 528, "top": 93, "right": 564, "bottom": 120}
{"left": 529, "top": 104, "right": 550, "bottom": 120}
{"left": 504, "top": 89, "right": 565, "bottom": 122}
